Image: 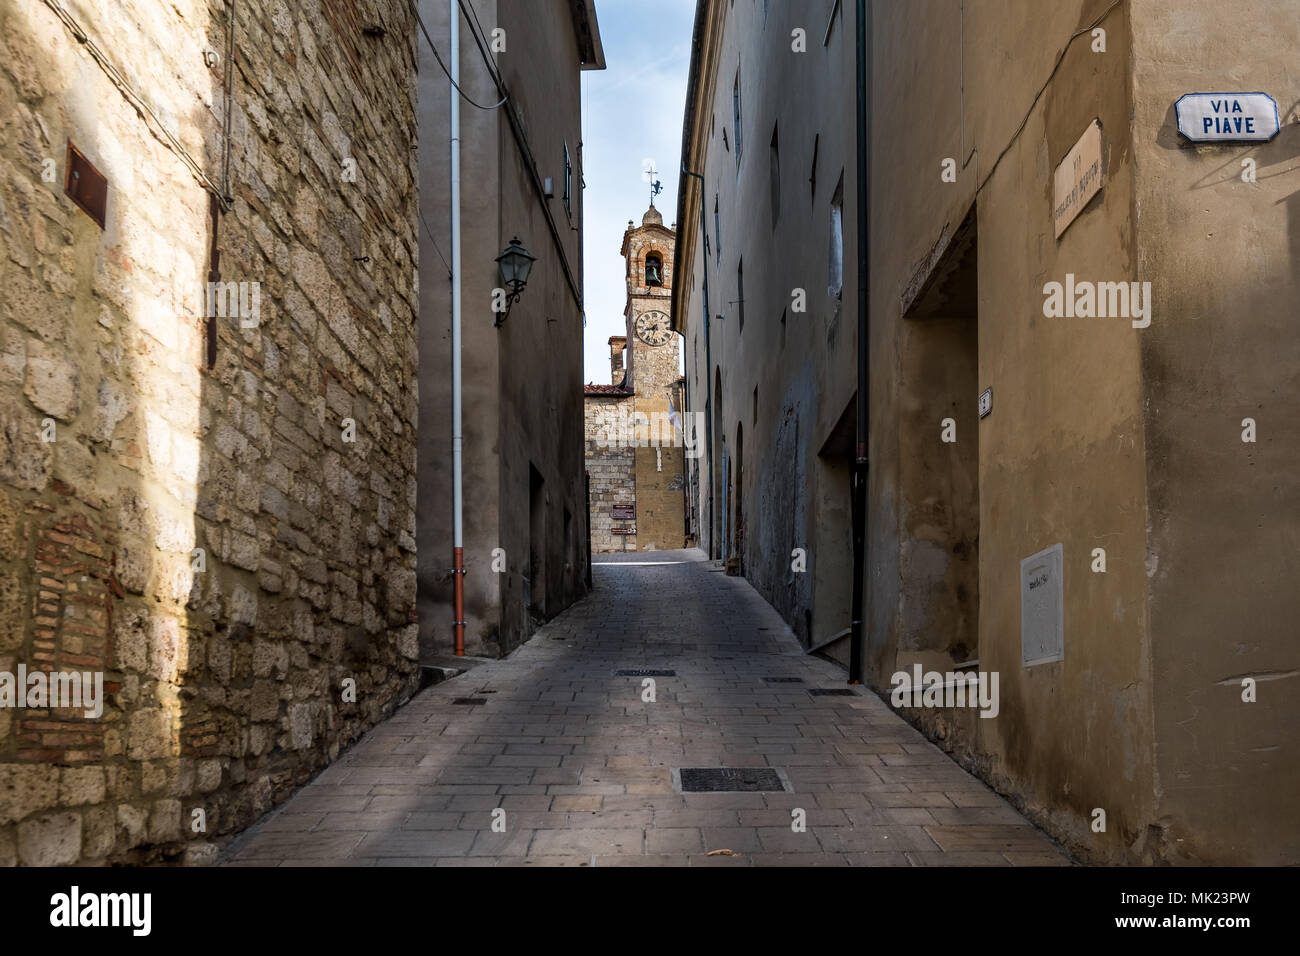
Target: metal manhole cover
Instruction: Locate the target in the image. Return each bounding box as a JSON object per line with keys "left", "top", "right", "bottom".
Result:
{"left": 677, "top": 767, "right": 787, "bottom": 793}
{"left": 808, "top": 688, "right": 857, "bottom": 696}
{"left": 452, "top": 697, "right": 487, "bottom": 705}
{"left": 614, "top": 669, "right": 676, "bottom": 677}
{"left": 763, "top": 677, "right": 803, "bottom": 683}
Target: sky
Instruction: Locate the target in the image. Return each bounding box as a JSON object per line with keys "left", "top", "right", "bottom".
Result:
{"left": 581, "top": 0, "right": 696, "bottom": 384}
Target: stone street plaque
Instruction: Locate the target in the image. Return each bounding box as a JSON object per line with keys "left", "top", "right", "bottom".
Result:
{"left": 1053, "top": 119, "right": 1104, "bottom": 239}
{"left": 1021, "top": 543, "right": 1064, "bottom": 665}
{"left": 611, "top": 503, "right": 635, "bottom": 519}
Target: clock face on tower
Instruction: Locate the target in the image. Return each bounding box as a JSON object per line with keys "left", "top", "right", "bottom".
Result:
{"left": 635, "top": 310, "right": 672, "bottom": 346}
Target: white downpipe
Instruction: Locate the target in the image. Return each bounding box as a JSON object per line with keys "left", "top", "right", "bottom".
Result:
{"left": 450, "top": 0, "right": 465, "bottom": 654}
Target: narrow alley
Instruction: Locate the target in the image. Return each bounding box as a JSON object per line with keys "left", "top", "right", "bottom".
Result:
{"left": 224, "top": 552, "right": 1069, "bottom": 867}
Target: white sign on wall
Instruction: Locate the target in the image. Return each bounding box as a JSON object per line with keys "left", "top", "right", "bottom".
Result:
{"left": 1021, "top": 543, "right": 1064, "bottom": 666}
{"left": 1175, "top": 93, "right": 1280, "bottom": 142}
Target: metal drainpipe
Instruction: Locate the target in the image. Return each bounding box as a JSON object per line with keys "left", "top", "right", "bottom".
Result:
{"left": 450, "top": 0, "right": 466, "bottom": 656}
{"left": 584, "top": 470, "right": 593, "bottom": 590}
{"left": 680, "top": 377, "right": 691, "bottom": 543}
{"left": 681, "top": 166, "right": 714, "bottom": 560}
{"left": 848, "top": 0, "right": 872, "bottom": 685}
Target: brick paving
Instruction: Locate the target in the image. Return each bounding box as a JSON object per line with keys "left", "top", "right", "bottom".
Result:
{"left": 224, "top": 550, "right": 1071, "bottom": 867}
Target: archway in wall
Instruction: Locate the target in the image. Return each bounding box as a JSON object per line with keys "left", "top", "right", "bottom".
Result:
{"left": 735, "top": 420, "right": 744, "bottom": 575}
{"left": 713, "top": 367, "right": 723, "bottom": 559}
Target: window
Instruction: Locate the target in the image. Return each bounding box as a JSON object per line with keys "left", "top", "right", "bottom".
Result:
{"left": 645, "top": 253, "right": 663, "bottom": 287}
{"left": 732, "top": 70, "right": 743, "bottom": 163}
{"left": 737, "top": 259, "right": 745, "bottom": 333}
{"left": 828, "top": 174, "right": 844, "bottom": 299}
{"left": 563, "top": 141, "right": 572, "bottom": 217}
{"left": 769, "top": 123, "right": 780, "bottom": 228}
{"left": 714, "top": 194, "right": 722, "bottom": 266}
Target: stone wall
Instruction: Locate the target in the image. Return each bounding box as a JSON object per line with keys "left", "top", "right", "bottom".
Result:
{"left": 584, "top": 396, "right": 636, "bottom": 552}
{"left": 0, "top": 0, "right": 419, "bottom": 864}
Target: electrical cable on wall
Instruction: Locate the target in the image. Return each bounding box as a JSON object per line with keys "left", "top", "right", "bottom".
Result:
{"left": 974, "top": 0, "right": 1124, "bottom": 197}
{"left": 220, "top": 0, "right": 235, "bottom": 201}
{"left": 461, "top": 0, "right": 504, "bottom": 87}
{"left": 40, "top": 0, "right": 232, "bottom": 210}
{"left": 412, "top": 1, "right": 507, "bottom": 110}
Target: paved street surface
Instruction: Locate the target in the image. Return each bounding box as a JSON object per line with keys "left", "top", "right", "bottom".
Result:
{"left": 225, "top": 550, "right": 1070, "bottom": 867}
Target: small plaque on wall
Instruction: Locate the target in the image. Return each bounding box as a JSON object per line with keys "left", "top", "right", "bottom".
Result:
{"left": 611, "top": 504, "right": 635, "bottom": 520}
{"left": 1021, "top": 543, "right": 1064, "bottom": 666}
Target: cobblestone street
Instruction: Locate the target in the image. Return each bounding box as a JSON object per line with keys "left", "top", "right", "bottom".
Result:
{"left": 225, "top": 550, "right": 1069, "bottom": 867}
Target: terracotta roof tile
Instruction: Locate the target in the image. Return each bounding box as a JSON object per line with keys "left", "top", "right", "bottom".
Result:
{"left": 584, "top": 383, "right": 634, "bottom": 396}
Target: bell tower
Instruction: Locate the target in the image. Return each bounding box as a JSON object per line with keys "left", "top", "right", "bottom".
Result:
{"left": 617, "top": 204, "right": 684, "bottom": 552}
{"left": 620, "top": 205, "right": 677, "bottom": 397}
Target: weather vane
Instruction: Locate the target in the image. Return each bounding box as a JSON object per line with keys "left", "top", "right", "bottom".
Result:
{"left": 642, "top": 158, "right": 662, "bottom": 208}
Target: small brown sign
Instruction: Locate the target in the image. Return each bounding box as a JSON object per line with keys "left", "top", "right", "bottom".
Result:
{"left": 611, "top": 504, "right": 635, "bottom": 520}
{"left": 1053, "top": 120, "right": 1103, "bottom": 239}
{"left": 65, "top": 142, "right": 109, "bottom": 229}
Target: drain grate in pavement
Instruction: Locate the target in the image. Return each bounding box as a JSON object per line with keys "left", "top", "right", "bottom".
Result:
{"left": 614, "top": 668, "right": 676, "bottom": 677}
{"left": 808, "top": 688, "right": 857, "bottom": 697}
{"left": 452, "top": 697, "right": 487, "bottom": 705}
{"left": 678, "top": 767, "right": 787, "bottom": 793}
{"left": 763, "top": 677, "right": 804, "bottom": 683}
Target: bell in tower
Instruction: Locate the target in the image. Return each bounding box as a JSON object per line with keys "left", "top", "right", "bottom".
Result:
{"left": 645, "top": 253, "right": 663, "bottom": 287}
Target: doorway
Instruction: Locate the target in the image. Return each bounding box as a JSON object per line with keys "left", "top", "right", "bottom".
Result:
{"left": 898, "top": 206, "right": 979, "bottom": 670}
{"left": 528, "top": 464, "right": 547, "bottom": 621}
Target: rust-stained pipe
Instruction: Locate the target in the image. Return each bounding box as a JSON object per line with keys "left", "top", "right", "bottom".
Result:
{"left": 453, "top": 546, "right": 465, "bottom": 657}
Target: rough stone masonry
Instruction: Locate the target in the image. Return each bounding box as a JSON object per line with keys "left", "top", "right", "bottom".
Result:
{"left": 0, "top": 0, "right": 420, "bottom": 864}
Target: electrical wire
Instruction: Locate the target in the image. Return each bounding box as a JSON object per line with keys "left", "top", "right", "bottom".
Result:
{"left": 419, "top": 207, "right": 454, "bottom": 280}
{"left": 412, "top": 1, "right": 507, "bottom": 110}
{"left": 220, "top": 0, "right": 235, "bottom": 200}
{"left": 461, "top": 0, "right": 503, "bottom": 88}
{"left": 975, "top": 0, "right": 1124, "bottom": 197}
{"left": 40, "top": 0, "right": 231, "bottom": 210}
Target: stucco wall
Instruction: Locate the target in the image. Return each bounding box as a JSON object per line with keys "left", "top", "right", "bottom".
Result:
{"left": 1130, "top": 0, "right": 1300, "bottom": 865}
{"left": 416, "top": 0, "right": 592, "bottom": 658}
{"left": 678, "top": 0, "right": 857, "bottom": 648}
{"left": 866, "top": 0, "right": 1157, "bottom": 864}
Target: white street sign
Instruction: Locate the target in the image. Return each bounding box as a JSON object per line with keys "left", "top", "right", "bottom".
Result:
{"left": 1175, "top": 92, "right": 1280, "bottom": 142}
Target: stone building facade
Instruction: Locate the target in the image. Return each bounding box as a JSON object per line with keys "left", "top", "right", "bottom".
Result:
{"left": 416, "top": 0, "right": 603, "bottom": 658}
{"left": 584, "top": 207, "right": 687, "bottom": 553}
{"left": 0, "top": 0, "right": 419, "bottom": 864}
{"left": 674, "top": 0, "right": 1299, "bottom": 864}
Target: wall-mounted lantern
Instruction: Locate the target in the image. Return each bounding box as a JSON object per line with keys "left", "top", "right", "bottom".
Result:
{"left": 494, "top": 236, "right": 536, "bottom": 327}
